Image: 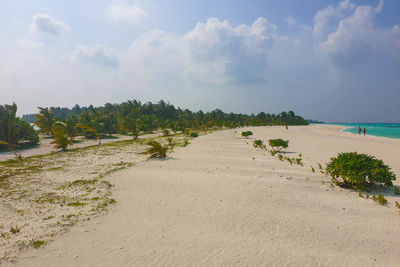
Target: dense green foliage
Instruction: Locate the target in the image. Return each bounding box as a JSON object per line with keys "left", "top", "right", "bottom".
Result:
{"left": 241, "top": 131, "right": 253, "bottom": 138}
{"left": 268, "top": 139, "right": 289, "bottom": 152}
{"left": 21, "top": 100, "right": 307, "bottom": 136}
{"left": 51, "top": 122, "right": 73, "bottom": 151}
{"left": 326, "top": 152, "right": 396, "bottom": 188}
{"left": 190, "top": 132, "right": 199, "bottom": 138}
{"left": 145, "top": 140, "right": 168, "bottom": 159}
{"left": 0, "top": 103, "right": 39, "bottom": 152}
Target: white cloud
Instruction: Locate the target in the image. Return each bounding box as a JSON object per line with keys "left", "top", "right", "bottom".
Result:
{"left": 108, "top": 5, "right": 147, "bottom": 22}
{"left": 69, "top": 45, "right": 119, "bottom": 67}
{"left": 16, "top": 38, "right": 45, "bottom": 49}
{"left": 29, "top": 13, "right": 70, "bottom": 37}
{"left": 285, "top": 15, "right": 297, "bottom": 27}
{"left": 313, "top": 0, "right": 355, "bottom": 37}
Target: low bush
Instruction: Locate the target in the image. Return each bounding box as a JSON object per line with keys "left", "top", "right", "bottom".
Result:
{"left": 254, "top": 139, "right": 263, "bottom": 147}
{"left": 326, "top": 152, "right": 396, "bottom": 189}
{"left": 372, "top": 192, "right": 387, "bottom": 205}
{"left": 145, "top": 140, "right": 168, "bottom": 159}
{"left": 394, "top": 186, "right": 400, "bottom": 195}
{"left": 241, "top": 131, "right": 253, "bottom": 138}
{"left": 268, "top": 139, "right": 288, "bottom": 152}
{"left": 190, "top": 132, "right": 199, "bottom": 138}
{"left": 278, "top": 154, "right": 283, "bottom": 161}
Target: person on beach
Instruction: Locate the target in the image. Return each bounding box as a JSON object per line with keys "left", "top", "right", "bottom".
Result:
{"left": 358, "top": 127, "right": 361, "bottom": 134}
{"left": 363, "top": 127, "right": 366, "bottom": 136}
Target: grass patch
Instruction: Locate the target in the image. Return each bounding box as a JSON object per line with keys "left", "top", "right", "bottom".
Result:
{"left": 30, "top": 239, "right": 47, "bottom": 248}
{"left": 372, "top": 192, "right": 387, "bottom": 205}
{"left": 67, "top": 201, "right": 86, "bottom": 207}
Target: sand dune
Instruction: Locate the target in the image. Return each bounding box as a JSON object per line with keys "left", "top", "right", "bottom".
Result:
{"left": 10, "top": 125, "right": 400, "bottom": 266}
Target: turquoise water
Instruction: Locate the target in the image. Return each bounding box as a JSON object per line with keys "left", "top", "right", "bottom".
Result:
{"left": 326, "top": 123, "right": 400, "bottom": 139}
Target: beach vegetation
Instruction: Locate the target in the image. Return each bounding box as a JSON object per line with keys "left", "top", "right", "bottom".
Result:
{"left": 30, "top": 239, "right": 47, "bottom": 248}
{"left": 190, "top": 132, "right": 199, "bottom": 138}
{"left": 311, "top": 166, "right": 315, "bottom": 173}
{"left": 394, "top": 186, "right": 400, "bottom": 195}
{"left": 145, "top": 140, "right": 168, "bottom": 159}
{"left": 318, "top": 163, "right": 323, "bottom": 170}
{"left": 278, "top": 154, "right": 283, "bottom": 161}
{"left": 10, "top": 226, "right": 21, "bottom": 234}
{"left": 326, "top": 152, "right": 396, "bottom": 189}
{"left": 268, "top": 138, "right": 288, "bottom": 152}
{"left": 270, "top": 150, "right": 277, "bottom": 156}
{"left": 395, "top": 201, "right": 400, "bottom": 209}
{"left": 51, "top": 122, "right": 73, "bottom": 151}
{"left": 372, "top": 192, "right": 387, "bottom": 205}
{"left": 34, "top": 107, "right": 55, "bottom": 135}
{"left": 241, "top": 131, "right": 253, "bottom": 138}
{"left": 163, "top": 129, "right": 170, "bottom": 136}
{"left": 0, "top": 103, "right": 39, "bottom": 158}
{"left": 253, "top": 139, "right": 263, "bottom": 148}
{"left": 295, "top": 158, "right": 303, "bottom": 166}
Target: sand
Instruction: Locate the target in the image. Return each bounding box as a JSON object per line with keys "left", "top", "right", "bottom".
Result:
{"left": 5, "top": 125, "right": 400, "bottom": 266}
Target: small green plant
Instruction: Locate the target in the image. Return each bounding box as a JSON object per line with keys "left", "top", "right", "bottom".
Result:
{"left": 295, "top": 158, "right": 303, "bottom": 166}
{"left": 270, "top": 150, "right": 277, "bottom": 156}
{"left": 145, "top": 140, "right": 168, "bottom": 159}
{"left": 253, "top": 140, "right": 263, "bottom": 147}
{"left": 394, "top": 186, "right": 400, "bottom": 195}
{"left": 278, "top": 154, "right": 283, "bottom": 161}
{"left": 67, "top": 201, "right": 86, "bottom": 207}
{"left": 162, "top": 129, "right": 170, "bottom": 136}
{"left": 298, "top": 153, "right": 302, "bottom": 157}
{"left": 10, "top": 226, "right": 21, "bottom": 234}
{"left": 284, "top": 157, "right": 293, "bottom": 165}
{"left": 241, "top": 131, "right": 253, "bottom": 139}
{"left": 190, "top": 132, "right": 199, "bottom": 138}
{"left": 311, "top": 166, "right": 315, "bottom": 173}
{"left": 358, "top": 189, "right": 363, "bottom": 198}
{"left": 183, "top": 138, "right": 189, "bottom": 147}
{"left": 166, "top": 137, "right": 175, "bottom": 152}
{"left": 268, "top": 139, "right": 288, "bottom": 152}
{"left": 184, "top": 128, "right": 191, "bottom": 136}
{"left": 326, "top": 152, "right": 396, "bottom": 189}
{"left": 395, "top": 201, "right": 400, "bottom": 209}
{"left": 372, "top": 192, "right": 387, "bottom": 205}
{"left": 318, "top": 163, "right": 323, "bottom": 170}
{"left": 30, "top": 239, "right": 47, "bottom": 248}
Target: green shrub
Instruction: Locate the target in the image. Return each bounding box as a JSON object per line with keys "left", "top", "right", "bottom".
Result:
{"left": 372, "top": 192, "right": 387, "bottom": 205}
{"left": 241, "top": 131, "right": 253, "bottom": 138}
{"left": 278, "top": 154, "right": 283, "bottom": 161}
{"left": 162, "top": 129, "right": 170, "bottom": 136}
{"left": 394, "top": 186, "right": 400, "bottom": 195}
{"left": 190, "top": 132, "right": 199, "bottom": 138}
{"left": 270, "top": 150, "right": 277, "bottom": 156}
{"left": 311, "top": 166, "right": 315, "bottom": 173}
{"left": 395, "top": 201, "right": 400, "bottom": 209}
{"left": 295, "top": 158, "right": 303, "bottom": 166}
{"left": 145, "top": 140, "right": 168, "bottom": 159}
{"left": 326, "top": 152, "right": 396, "bottom": 189}
{"left": 268, "top": 139, "right": 288, "bottom": 152}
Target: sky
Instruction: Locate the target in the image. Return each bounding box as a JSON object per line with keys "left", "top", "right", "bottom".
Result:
{"left": 0, "top": 0, "right": 399, "bottom": 122}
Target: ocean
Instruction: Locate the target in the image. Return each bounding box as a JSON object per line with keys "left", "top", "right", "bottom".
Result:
{"left": 326, "top": 123, "right": 400, "bottom": 139}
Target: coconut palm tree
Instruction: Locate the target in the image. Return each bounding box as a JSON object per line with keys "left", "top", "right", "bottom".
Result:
{"left": 34, "top": 107, "right": 54, "bottom": 135}
{"left": 145, "top": 140, "right": 168, "bottom": 159}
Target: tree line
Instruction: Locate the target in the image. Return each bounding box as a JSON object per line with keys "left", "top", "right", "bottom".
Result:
{"left": 1, "top": 100, "right": 308, "bottom": 153}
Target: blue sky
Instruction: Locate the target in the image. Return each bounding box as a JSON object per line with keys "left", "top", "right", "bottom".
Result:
{"left": 1, "top": 0, "right": 399, "bottom": 122}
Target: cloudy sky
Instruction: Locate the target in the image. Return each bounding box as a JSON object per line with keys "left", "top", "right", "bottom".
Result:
{"left": 1, "top": 0, "right": 399, "bottom": 122}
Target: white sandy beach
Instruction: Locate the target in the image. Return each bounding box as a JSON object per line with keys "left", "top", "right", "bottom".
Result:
{"left": 7, "top": 124, "right": 400, "bottom": 266}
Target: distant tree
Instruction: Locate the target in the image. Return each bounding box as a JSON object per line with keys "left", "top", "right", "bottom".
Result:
{"left": 34, "top": 107, "right": 55, "bottom": 135}
{"left": 0, "top": 103, "right": 39, "bottom": 158}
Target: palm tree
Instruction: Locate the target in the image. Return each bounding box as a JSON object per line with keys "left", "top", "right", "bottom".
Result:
{"left": 34, "top": 107, "right": 54, "bottom": 135}
{"left": 145, "top": 140, "right": 168, "bottom": 159}
{"left": 51, "top": 122, "right": 72, "bottom": 151}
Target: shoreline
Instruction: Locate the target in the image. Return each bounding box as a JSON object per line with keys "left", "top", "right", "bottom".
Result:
{"left": 5, "top": 124, "right": 400, "bottom": 266}
{"left": 323, "top": 123, "right": 400, "bottom": 141}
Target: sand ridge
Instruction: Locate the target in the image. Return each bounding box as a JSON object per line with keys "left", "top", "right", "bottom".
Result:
{"left": 8, "top": 125, "right": 400, "bottom": 266}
